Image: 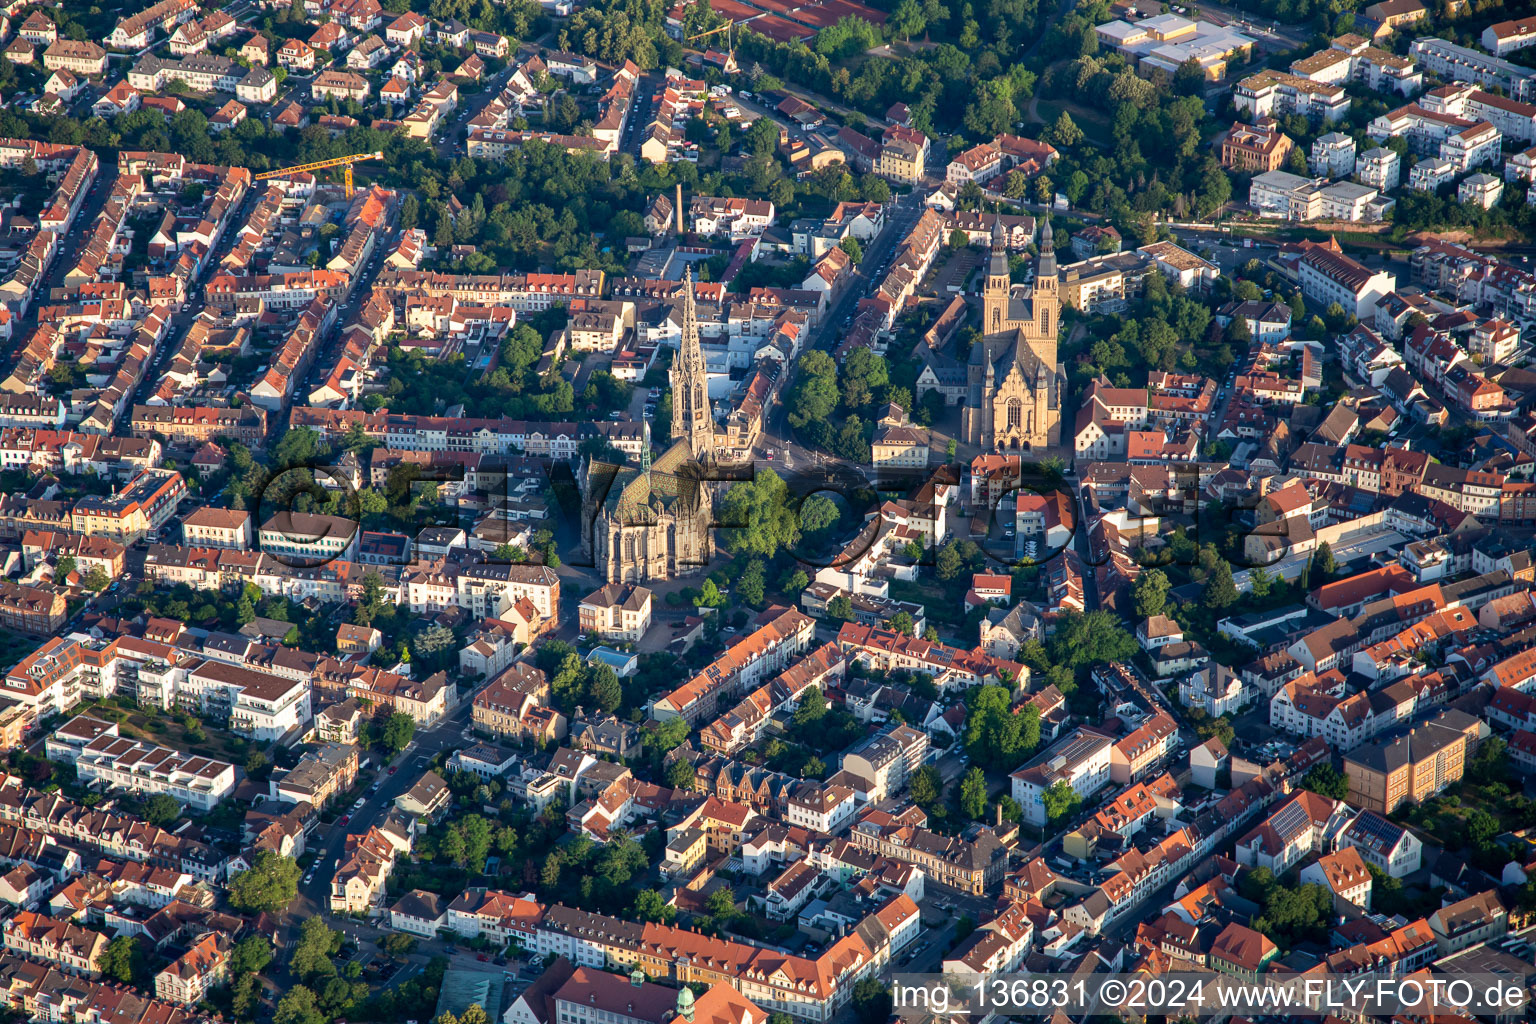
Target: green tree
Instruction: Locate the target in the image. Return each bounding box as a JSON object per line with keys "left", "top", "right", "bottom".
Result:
{"left": 644, "top": 717, "right": 690, "bottom": 757}
{"left": 963, "top": 686, "right": 1041, "bottom": 769}
{"left": 1041, "top": 780, "right": 1081, "bottom": 825}
{"left": 440, "top": 828, "right": 469, "bottom": 866}
{"left": 959, "top": 766, "right": 988, "bottom": 819}
{"left": 827, "top": 594, "right": 853, "bottom": 620}
{"left": 142, "top": 793, "right": 181, "bottom": 827}
{"left": 717, "top": 470, "right": 800, "bottom": 559}
{"left": 96, "top": 936, "right": 144, "bottom": 985}
{"left": 1174, "top": 56, "right": 1205, "bottom": 96}
{"left": 1047, "top": 610, "right": 1138, "bottom": 671}
{"left": 381, "top": 934, "right": 418, "bottom": 957}
{"left": 838, "top": 236, "right": 863, "bottom": 264}
{"left": 793, "top": 686, "right": 828, "bottom": 726}
{"left": 228, "top": 850, "right": 300, "bottom": 913}
{"left": 888, "top": 0, "right": 924, "bottom": 39}
{"left": 1047, "top": 109, "right": 1083, "bottom": 148}
{"left": 936, "top": 542, "right": 964, "bottom": 581}
{"left": 852, "top": 980, "right": 892, "bottom": 1024}
{"left": 1468, "top": 736, "right": 1509, "bottom": 786}
{"left": 633, "top": 889, "right": 676, "bottom": 923}
{"left": 665, "top": 758, "right": 697, "bottom": 791}
{"left": 698, "top": 579, "right": 727, "bottom": 608}
{"left": 289, "top": 917, "right": 342, "bottom": 981}
{"left": 82, "top": 565, "right": 110, "bottom": 591}
{"left": 888, "top": 610, "right": 915, "bottom": 636}
{"left": 799, "top": 494, "right": 840, "bottom": 537}
{"left": 737, "top": 560, "right": 767, "bottom": 607}
{"left": 1203, "top": 560, "right": 1238, "bottom": 612}
{"left": 275, "top": 987, "right": 327, "bottom": 1024}
{"left": 1469, "top": 809, "right": 1501, "bottom": 851}
{"left": 230, "top": 935, "right": 274, "bottom": 976}
{"left": 1131, "top": 569, "right": 1170, "bottom": 619}
{"left": 382, "top": 712, "right": 416, "bottom": 753}
{"left": 587, "top": 663, "right": 622, "bottom": 713}
{"left": 910, "top": 764, "right": 942, "bottom": 808}
{"left": 705, "top": 885, "right": 736, "bottom": 918}
{"left": 1313, "top": 541, "right": 1338, "bottom": 577}
{"left": 787, "top": 350, "right": 839, "bottom": 428}
{"left": 1301, "top": 763, "right": 1348, "bottom": 800}
{"left": 232, "top": 974, "right": 260, "bottom": 1021}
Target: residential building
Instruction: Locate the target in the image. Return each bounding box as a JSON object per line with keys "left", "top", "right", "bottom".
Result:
{"left": 1356, "top": 147, "right": 1400, "bottom": 189}
{"left": 3, "top": 912, "right": 109, "bottom": 975}
{"left": 1010, "top": 728, "right": 1113, "bottom": 826}
{"left": 1459, "top": 172, "right": 1504, "bottom": 208}
{"left": 1311, "top": 132, "right": 1356, "bottom": 176}
{"left": 1222, "top": 119, "right": 1294, "bottom": 172}
{"left": 155, "top": 933, "right": 230, "bottom": 1005}
{"left": 67, "top": 729, "right": 237, "bottom": 811}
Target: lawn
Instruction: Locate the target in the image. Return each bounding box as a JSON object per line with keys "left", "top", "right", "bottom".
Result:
{"left": 1032, "top": 97, "right": 1113, "bottom": 146}
{"left": 81, "top": 700, "right": 257, "bottom": 766}
{"left": 0, "top": 629, "right": 35, "bottom": 674}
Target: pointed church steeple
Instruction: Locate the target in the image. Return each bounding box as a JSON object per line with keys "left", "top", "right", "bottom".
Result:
{"left": 671, "top": 267, "right": 714, "bottom": 460}
{"left": 1037, "top": 212, "right": 1055, "bottom": 279}
{"left": 984, "top": 207, "right": 1011, "bottom": 336}
{"left": 988, "top": 207, "right": 1010, "bottom": 280}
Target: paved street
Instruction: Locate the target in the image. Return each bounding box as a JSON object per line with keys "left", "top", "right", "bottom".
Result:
{"left": 763, "top": 190, "right": 927, "bottom": 466}
{"left": 286, "top": 694, "right": 476, "bottom": 935}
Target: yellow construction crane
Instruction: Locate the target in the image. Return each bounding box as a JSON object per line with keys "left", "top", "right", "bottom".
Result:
{"left": 252, "top": 151, "right": 384, "bottom": 199}
{"left": 687, "top": 21, "right": 733, "bottom": 42}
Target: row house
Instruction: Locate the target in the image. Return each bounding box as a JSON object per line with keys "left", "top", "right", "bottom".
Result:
{"left": 105, "top": 0, "right": 196, "bottom": 48}
{"left": 652, "top": 608, "right": 816, "bottom": 723}
{"left": 374, "top": 268, "right": 604, "bottom": 312}
{"left": 700, "top": 643, "right": 845, "bottom": 755}
{"left": 834, "top": 622, "right": 1025, "bottom": 693}
{"left": 0, "top": 776, "right": 230, "bottom": 882}
{"left": 2, "top": 912, "right": 108, "bottom": 975}
{"left": 517, "top": 893, "right": 918, "bottom": 1022}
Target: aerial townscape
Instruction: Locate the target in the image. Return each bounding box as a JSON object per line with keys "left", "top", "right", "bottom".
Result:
{"left": 4, "top": 0, "right": 1536, "bottom": 1020}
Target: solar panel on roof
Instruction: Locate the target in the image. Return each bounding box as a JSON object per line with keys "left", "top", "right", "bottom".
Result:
{"left": 1268, "top": 797, "right": 1309, "bottom": 842}
{"left": 1349, "top": 809, "right": 1400, "bottom": 850}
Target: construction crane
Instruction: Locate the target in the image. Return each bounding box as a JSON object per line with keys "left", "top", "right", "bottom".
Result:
{"left": 252, "top": 151, "right": 384, "bottom": 199}
{"left": 687, "top": 21, "right": 733, "bottom": 42}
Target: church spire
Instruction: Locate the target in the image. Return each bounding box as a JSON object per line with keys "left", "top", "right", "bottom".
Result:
{"left": 671, "top": 266, "right": 713, "bottom": 460}
{"left": 1037, "top": 211, "right": 1055, "bottom": 279}
{"left": 988, "top": 205, "right": 1010, "bottom": 282}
